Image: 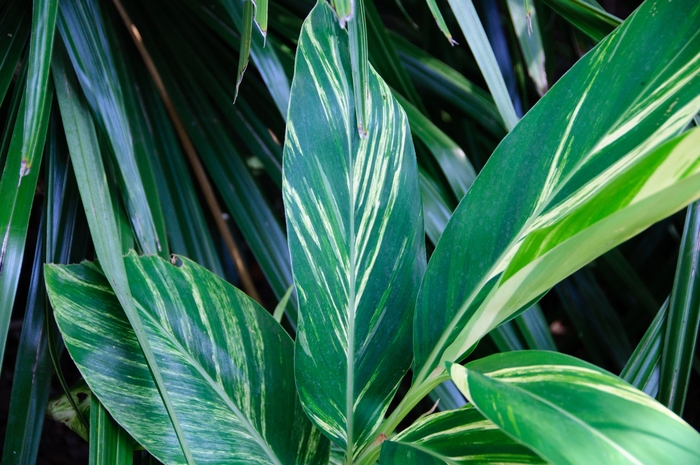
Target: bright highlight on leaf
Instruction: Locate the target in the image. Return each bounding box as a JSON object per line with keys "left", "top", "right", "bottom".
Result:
{"left": 449, "top": 352, "right": 700, "bottom": 465}
{"left": 414, "top": 0, "right": 700, "bottom": 386}
{"left": 45, "top": 253, "right": 329, "bottom": 464}
{"left": 283, "top": 1, "right": 425, "bottom": 459}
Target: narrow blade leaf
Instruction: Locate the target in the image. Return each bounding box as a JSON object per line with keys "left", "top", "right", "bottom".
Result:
{"left": 658, "top": 200, "right": 700, "bottom": 414}
{"left": 445, "top": 0, "right": 519, "bottom": 130}
{"left": 0, "top": 0, "right": 56, "bottom": 368}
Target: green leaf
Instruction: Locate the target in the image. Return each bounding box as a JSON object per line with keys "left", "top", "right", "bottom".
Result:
{"left": 46, "top": 381, "right": 91, "bottom": 442}
{"left": 2, "top": 212, "right": 52, "bottom": 465}
{"left": 57, "top": 0, "right": 162, "bottom": 255}
{"left": 658, "top": 200, "right": 700, "bottom": 414}
{"left": 395, "top": 92, "right": 476, "bottom": 201}
{"left": 253, "top": 0, "right": 268, "bottom": 37}
{"left": 445, "top": 0, "right": 520, "bottom": 131}
{"left": 515, "top": 304, "right": 556, "bottom": 351}
{"left": 0, "top": 0, "right": 30, "bottom": 107}
{"left": 449, "top": 351, "right": 700, "bottom": 464}
{"left": 413, "top": 0, "right": 700, "bottom": 387}
{"left": 46, "top": 253, "right": 330, "bottom": 464}
{"left": 393, "top": 34, "right": 505, "bottom": 138}
{"left": 51, "top": 40, "right": 194, "bottom": 463}
{"left": 424, "top": 0, "right": 456, "bottom": 45}
{"left": 349, "top": 0, "right": 369, "bottom": 136}
{"left": 89, "top": 396, "right": 135, "bottom": 465}
{"left": 379, "top": 404, "right": 545, "bottom": 464}
{"left": 129, "top": 0, "right": 295, "bottom": 308}
{"left": 0, "top": 0, "right": 56, "bottom": 369}
{"left": 621, "top": 297, "right": 668, "bottom": 397}
{"left": 540, "top": 0, "right": 621, "bottom": 42}
{"left": 330, "top": 0, "right": 353, "bottom": 25}
{"left": 283, "top": 2, "right": 425, "bottom": 457}
{"left": 208, "top": 0, "right": 290, "bottom": 117}
{"left": 2, "top": 114, "right": 85, "bottom": 465}
{"left": 419, "top": 169, "right": 453, "bottom": 244}
{"left": 365, "top": 0, "right": 425, "bottom": 113}
{"left": 234, "top": 0, "right": 254, "bottom": 100}
{"left": 505, "top": 0, "right": 548, "bottom": 96}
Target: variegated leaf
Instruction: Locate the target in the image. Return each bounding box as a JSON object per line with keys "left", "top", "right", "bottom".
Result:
{"left": 449, "top": 352, "right": 700, "bottom": 464}
{"left": 379, "top": 404, "right": 544, "bottom": 464}
{"left": 413, "top": 0, "right": 700, "bottom": 387}
{"left": 283, "top": 1, "right": 425, "bottom": 458}
{"left": 45, "top": 253, "right": 329, "bottom": 465}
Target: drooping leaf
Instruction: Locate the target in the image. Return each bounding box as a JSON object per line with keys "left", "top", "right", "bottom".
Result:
{"left": 424, "top": 0, "right": 456, "bottom": 45}
{"left": 46, "top": 253, "right": 330, "bottom": 464}
{"left": 505, "top": 0, "right": 548, "bottom": 96}
{"left": 379, "top": 404, "right": 545, "bottom": 464}
{"left": 283, "top": 2, "right": 425, "bottom": 457}
{"left": 0, "top": 0, "right": 30, "bottom": 107}
{"left": 393, "top": 34, "right": 505, "bottom": 138}
{"left": 658, "top": 200, "right": 700, "bottom": 414}
{"left": 57, "top": 0, "right": 162, "bottom": 255}
{"left": 348, "top": 0, "right": 369, "bottom": 136}
{"left": 51, "top": 41, "right": 193, "bottom": 463}
{"left": 449, "top": 351, "right": 700, "bottom": 464}
{"left": 0, "top": 0, "right": 56, "bottom": 369}
{"left": 413, "top": 0, "right": 700, "bottom": 388}
{"left": 208, "top": 0, "right": 290, "bottom": 117}
{"left": 621, "top": 297, "right": 668, "bottom": 397}
{"left": 540, "top": 0, "right": 621, "bottom": 42}
{"left": 445, "top": 0, "right": 519, "bottom": 130}
{"left": 2, "top": 113, "right": 84, "bottom": 465}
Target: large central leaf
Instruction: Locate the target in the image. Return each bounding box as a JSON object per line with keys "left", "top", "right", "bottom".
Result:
{"left": 283, "top": 1, "right": 425, "bottom": 457}
{"left": 414, "top": 0, "right": 700, "bottom": 385}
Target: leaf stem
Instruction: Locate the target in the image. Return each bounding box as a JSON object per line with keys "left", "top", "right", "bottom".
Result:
{"left": 355, "top": 371, "right": 449, "bottom": 465}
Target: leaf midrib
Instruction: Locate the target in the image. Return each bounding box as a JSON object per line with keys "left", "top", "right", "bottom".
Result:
{"left": 415, "top": 18, "right": 681, "bottom": 385}
{"left": 135, "top": 298, "right": 283, "bottom": 465}
{"left": 471, "top": 368, "right": 644, "bottom": 464}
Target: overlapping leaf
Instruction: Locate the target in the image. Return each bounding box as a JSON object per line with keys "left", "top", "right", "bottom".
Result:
{"left": 413, "top": 0, "right": 700, "bottom": 387}
{"left": 449, "top": 352, "right": 700, "bottom": 464}
{"left": 283, "top": 1, "right": 425, "bottom": 457}
{"left": 46, "top": 253, "right": 329, "bottom": 464}
{"left": 57, "top": 0, "right": 162, "bottom": 255}
{"left": 380, "top": 404, "right": 544, "bottom": 464}
{"left": 0, "top": 0, "right": 56, "bottom": 369}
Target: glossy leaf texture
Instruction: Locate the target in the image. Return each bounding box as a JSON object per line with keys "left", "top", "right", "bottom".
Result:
{"left": 90, "top": 397, "right": 134, "bottom": 465}
{"left": 52, "top": 40, "right": 193, "bottom": 462}
{"left": 659, "top": 200, "right": 700, "bottom": 414}
{"left": 445, "top": 0, "right": 519, "bottom": 131}
{"left": 379, "top": 404, "right": 544, "bottom": 464}
{"left": 505, "top": 0, "right": 548, "bottom": 96}
{"left": 413, "top": 0, "right": 700, "bottom": 386}
{"left": 283, "top": 1, "right": 425, "bottom": 457}
{"left": 0, "top": 0, "right": 56, "bottom": 369}
{"left": 45, "top": 253, "right": 329, "bottom": 465}
{"left": 57, "top": 0, "right": 163, "bottom": 255}
{"left": 540, "top": 0, "right": 621, "bottom": 42}
{"left": 449, "top": 351, "right": 700, "bottom": 464}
